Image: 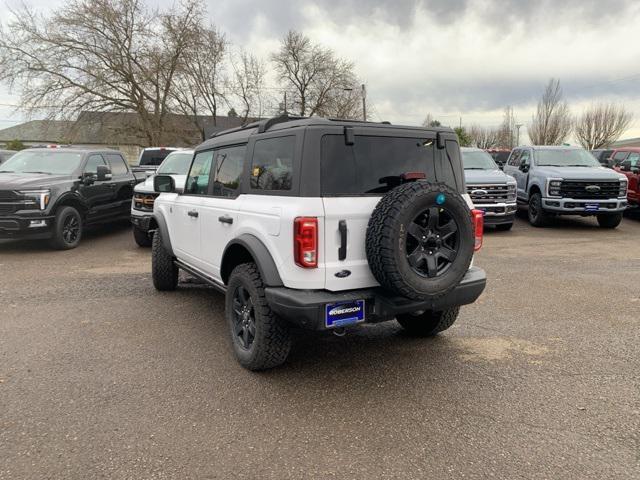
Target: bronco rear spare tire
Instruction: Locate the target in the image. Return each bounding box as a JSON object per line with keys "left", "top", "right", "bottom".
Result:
{"left": 366, "top": 181, "right": 474, "bottom": 300}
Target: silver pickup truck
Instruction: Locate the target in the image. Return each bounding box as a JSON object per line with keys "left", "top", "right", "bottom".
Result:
{"left": 461, "top": 147, "right": 517, "bottom": 231}
{"left": 503, "top": 145, "right": 628, "bottom": 228}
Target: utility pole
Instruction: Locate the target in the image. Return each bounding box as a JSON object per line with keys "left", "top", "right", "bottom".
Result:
{"left": 283, "top": 91, "right": 288, "bottom": 115}
{"left": 515, "top": 123, "right": 523, "bottom": 146}
{"left": 361, "top": 84, "right": 367, "bottom": 121}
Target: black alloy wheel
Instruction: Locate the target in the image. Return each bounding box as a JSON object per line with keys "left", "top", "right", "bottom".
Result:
{"left": 405, "top": 206, "right": 459, "bottom": 278}
{"left": 232, "top": 285, "right": 256, "bottom": 350}
{"left": 62, "top": 215, "right": 80, "bottom": 245}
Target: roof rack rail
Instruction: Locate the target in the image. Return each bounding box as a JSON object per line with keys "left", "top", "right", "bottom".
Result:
{"left": 326, "top": 117, "right": 392, "bottom": 125}
{"left": 210, "top": 120, "right": 261, "bottom": 139}
{"left": 257, "top": 114, "right": 305, "bottom": 133}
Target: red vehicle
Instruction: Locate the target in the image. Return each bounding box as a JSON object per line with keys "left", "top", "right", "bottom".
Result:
{"left": 611, "top": 148, "right": 640, "bottom": 207}
{"left": 485, "top": 148, "right": 511, "bottom": 170}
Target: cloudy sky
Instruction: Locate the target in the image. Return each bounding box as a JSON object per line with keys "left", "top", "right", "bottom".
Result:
{"left": 2, "top": 0, "right": 640, "bottom": 142}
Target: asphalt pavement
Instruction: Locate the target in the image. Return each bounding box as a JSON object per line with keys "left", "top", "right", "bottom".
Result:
{"left": 1, "top": 214, "right": 639, "bottom": 479}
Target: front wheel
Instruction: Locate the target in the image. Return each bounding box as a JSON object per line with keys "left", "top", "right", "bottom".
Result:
{"left": 226, "top": 263, "right": 291, "bottom": 371}
{"left": 597, "top": 213, "right": 623, "bottom": 229}
{"left": 133, "top": 226, "right": 152, "bottom": 247}
{"left": 49, "top": 206, "right": 83, "bottom": 250}
{"left": 151, "top": 229, "right": 178, "bottom": 291}
{"left": 528, "top": 192, "right": 550, "bottom": 227}
{"left": 397, "top": 307, "right": 460, "bottom": 336}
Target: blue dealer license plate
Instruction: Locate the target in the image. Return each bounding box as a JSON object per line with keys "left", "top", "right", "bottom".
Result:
{"left": 325, "top": 300, "right": 365, "bottom": 328}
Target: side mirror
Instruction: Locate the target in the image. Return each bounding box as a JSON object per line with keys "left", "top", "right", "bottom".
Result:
{"left": 96, "top": 165, "right": 111, "bottom": 181}
{"left": 154, "top": 175, "right": 175, "bottom": 193}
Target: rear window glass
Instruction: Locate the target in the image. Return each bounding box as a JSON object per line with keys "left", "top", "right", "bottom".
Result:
{"left": 321, "top": 135, "right": 436, "bottom": 195}
{"left": 139, "top": 149, "right": 175, "bottom": 166}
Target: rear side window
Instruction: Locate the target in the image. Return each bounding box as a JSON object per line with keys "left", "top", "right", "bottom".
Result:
{"left": 105, "top": 153, "right": 128, "bottom": 175}
{"left": 321, "top": 135, "right": 436, "bottom": 195}
{"left": 250, "top": 136, "right": 295, "bottom": 191}
{"left": 212, "top": 145, "right": 246, "bottom": 197}
{"left": 185, "top": 150, "right": 213, "bottom": 195}
{"left": 626, "top": 153, "right": 640, "bottom": 167}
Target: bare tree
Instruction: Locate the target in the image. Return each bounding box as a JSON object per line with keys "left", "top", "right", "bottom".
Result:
{"left": 528, "top": 78, "right": 573, "bottom": 145}
{"left": 422, "top": 114, "right": 441, "bottom": 127}
{"left": 172, "top": 25, "right": 228, "bottom": 140}
{"left": 469, "top": 125, "right": 500, "bottom": 149}
{"left": 497, "top": 106, "right": 516, "bottom": 149}
{"left": 229, "top": 49, "right": 266, "bottom": 124}
{"left": 271, "top": 30, "right": 358, "bottom": 117}
{"left": 0, "top": 0, "right": 203, "bottom": 144}
{"left": 575, "top": 103, "right": 632, "bottom": 150}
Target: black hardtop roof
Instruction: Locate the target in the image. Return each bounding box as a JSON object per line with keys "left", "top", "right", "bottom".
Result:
{"left": 196, "top": 115, "right": 455, "bottom": 151}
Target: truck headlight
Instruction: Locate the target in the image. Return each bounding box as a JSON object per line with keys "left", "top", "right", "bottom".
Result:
{"left": 619, "top": 179, "right": 628, "bottom": 197}
{"left": 507, "top": 182, "right": 517, "bottom": 201}
{"left": 18, "top": 189, "right": 50, "bottom": 210}
{"left": 548, "top": 180, "right": 562, "bottom": 197}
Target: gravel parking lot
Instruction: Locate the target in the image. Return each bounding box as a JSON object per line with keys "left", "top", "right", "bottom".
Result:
{"left": 1, "top": 215, "right": 639, "bottom": 479}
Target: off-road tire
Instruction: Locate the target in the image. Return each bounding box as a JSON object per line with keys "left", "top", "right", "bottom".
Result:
{"left": 366, "top": 181, "right": 474, "bottom": 300}
{"left": 528, "top": 192, "right": 550, "bottom": 227}
{"left": 495, "top": 222, "right": 513, "bottom": 231}
{"left": 226, "top": 263, "right": 291, "bottom": 371}
{"left": 397, "top": 307, "right": 460, "bottom": 336}
{"left": 597, "top": 213, "right": 623, "bottom": 229}
{"left": 152, "top": 229, "right": 178, "bottom": 291}
{"left": 49, "top": 206, "right": 82, "bottom": 250}
{"left": 133, "top": 226, "right": 152, "bottom": 247}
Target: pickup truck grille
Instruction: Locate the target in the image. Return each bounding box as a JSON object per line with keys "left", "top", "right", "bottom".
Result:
{"left": 0, "top": 191, "right": 19, "bottom": 215}
{"left": 559, "top": 181, "right": 620, "bottom": 199}
{"left": 466, "top": 184, "right": 512, "bottom": 203}
{"left": 0, "top": 190, "right": 17, "bottom": 201}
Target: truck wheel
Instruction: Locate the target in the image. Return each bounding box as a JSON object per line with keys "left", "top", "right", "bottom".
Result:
{"left": 597, "top": 213, "right": 623, "bottom": 229}
{"left": 366, "top": 181, "right": 474, "bottom": 300}
{"left": 133, "top": 226, "right": 152, "bottom": 247}
{"left": 152, "top": 229, "right": 178, "bottom": 291}
{"left": 225, "top": 263, "right": 291, "bottom": 371}
{"left": 527, "top": 192, "right": 550, "bottom": 227}
{"left": 397, "top": 307, "right": 460, "bottom": 336}
{"left": 495, "top": 222, "right": 513, "bottom": 231}
{"left": 49, "top": 206, "right": 83, "bottom": 250}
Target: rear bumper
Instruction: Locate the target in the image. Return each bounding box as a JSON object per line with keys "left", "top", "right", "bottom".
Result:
{"left": 0, "top": 214, "right": 55, "bottom": 240}
{"left": 542, "top": 197, "right": 627, "bottom": 213}
{"left": 265, "top": 267, "right": 487, "bottom": 330}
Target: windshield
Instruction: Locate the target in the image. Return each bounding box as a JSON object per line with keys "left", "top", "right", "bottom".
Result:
{"left": 536, "top": 149, "right": 601, "bottom": 167}
{"left": 157, "top": 152, "right": 193, "bottom": 175}
{"left": 462, "top": 150, "right": 498, "bottom": 170}
{"left": 0, "top": 150, "right": 83, "bottom": 175}
{"left": 138, "top": 149, "right": 176, "bottom": 166}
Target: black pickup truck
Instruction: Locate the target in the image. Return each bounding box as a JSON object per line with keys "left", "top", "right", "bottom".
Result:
{"left": 0, "top": 148, "right": 144, "bottom": 249}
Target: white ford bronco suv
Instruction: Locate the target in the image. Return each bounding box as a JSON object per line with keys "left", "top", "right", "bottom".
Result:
{"left": 151, "top": 116, "right": 487, "bottom": 370}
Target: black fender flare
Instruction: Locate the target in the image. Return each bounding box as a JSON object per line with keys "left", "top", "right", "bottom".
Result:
{"left": 52, "top": 192, "right": 89, "bottom": 214}
{"left": 153, "top": 211, "right": 174, "bottom": 256}
{"left": 221, "top": 234, "right": 283, "bottom": 287}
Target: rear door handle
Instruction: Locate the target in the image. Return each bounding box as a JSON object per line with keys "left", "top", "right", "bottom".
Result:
{"left": 218, "top": 215, "right": 233, "bottom": 224}
{"left": 188, "top": 210, "right": 199, "bottom": 218}
{"left": 338, "top": 220, "right": 347, "bottom": 260}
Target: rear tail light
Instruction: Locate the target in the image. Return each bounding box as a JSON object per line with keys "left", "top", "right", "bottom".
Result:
{"left": 471, "top": 209, "right": 484, "bottom": 251}
{"left": 294, "top": 217, "right": 318, "bottom": 268}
